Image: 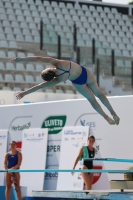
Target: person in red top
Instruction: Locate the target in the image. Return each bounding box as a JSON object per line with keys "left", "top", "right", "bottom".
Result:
{"left": 4, "top": 141, "right": 22, "bottom": 200}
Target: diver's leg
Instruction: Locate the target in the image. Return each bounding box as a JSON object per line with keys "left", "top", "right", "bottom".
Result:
{"left": 73, "top": 84, "right": 115, "bottom": 125}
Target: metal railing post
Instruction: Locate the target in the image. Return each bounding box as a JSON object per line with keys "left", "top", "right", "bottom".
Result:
{"left": 40, "top": 20, "right": 43, "bottom": 50}
{"left": 97, "top": 58, "right": 100, "bottom": 86}
{"left": 73, "top": 23, "right": 77, "bottom": 52}
{"left": 58, "top": 35, "right": 61, "bottom": 59}
{"left": 131, "top": 61, "right": 133, "bottom": 88}
{"left": 92, "top": 38, "right": 95, "bottom": 65}
{"left": 76, "top": 47, "right": 80, "bottom": 64}
{"left": 111, "top": 49, "right": 115, "bottom": 76}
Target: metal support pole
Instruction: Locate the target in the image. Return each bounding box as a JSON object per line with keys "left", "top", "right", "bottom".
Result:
{"left": 131, "top": 61, "right": 133, "bottom": 88}
{"left": 73, "top": 23, "right": 77, "bottom": 52}
{"left": 97, "top": 58, "right": 100, "bottom": 86}
{"left": 40, "top": 20, "right": 43, "bottom": 50}
{"left": 92, "top": 38, "right": 95, "bottom": 65}
{"left": 76, "top": 47, "right": 80, "bottom": 64}
{"left": 111, "top": 49, "right": 115, "bottom": 76}
{"left": 58, "top": 35, "right": 61, "bottom": 59}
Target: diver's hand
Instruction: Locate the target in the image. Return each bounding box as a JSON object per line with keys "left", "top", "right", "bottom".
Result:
{"left": 71, "top": 169, "right": 75, "bottom": 175}
{"left": 7, "top": 169, "right": 13, "bottom": 175}
{"left": 10, "top": 57, "right": 17, "bottom": 63}
{"left": 16, "top": 91, "right": 26, "bottom": 100}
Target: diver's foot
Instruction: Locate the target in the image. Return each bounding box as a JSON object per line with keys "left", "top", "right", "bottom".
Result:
{"left": 106, "top": 116, "right": 115, "bottom": 125}
{"left": 113, "top": 114, "right": 120, "bottom": 125}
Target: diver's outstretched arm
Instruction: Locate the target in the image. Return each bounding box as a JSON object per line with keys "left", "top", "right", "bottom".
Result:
{"left": 16, "top": 77, "right": 61, "bottom": 100}
{"left": 10, "top": 56, "right": 58, "bottom": 65}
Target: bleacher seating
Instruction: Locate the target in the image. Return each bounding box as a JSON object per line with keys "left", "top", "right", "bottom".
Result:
{"left": 56, "top": 89, "right": 63, "bottom": 93}
{"left": 45, "top": 88, "right": 54, "bottom": 93}
{"left": 0, "top": 0, "right": 132, "bottom": 54}
{"left": 16, "top": 63, "right": 25, "bottom": 71}
{"left": 15, "top": 74, "right": 25, "bottom": 83}
{"left": 2, "top": 86, "right": 11, "bottom": 90}
{"left": 14, "top": 86, "right": 22, "bottom": 91}
{"left": 0, "top": 0, "right": 132, "bottom": 95}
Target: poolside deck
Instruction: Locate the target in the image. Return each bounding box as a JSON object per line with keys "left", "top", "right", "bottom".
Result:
{"left": 32, "top": 189, "right": 133, "bottom": 200}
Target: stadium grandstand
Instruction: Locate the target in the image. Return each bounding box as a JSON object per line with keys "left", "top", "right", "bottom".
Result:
{"left": 0, "top": 0, "right": 133, "bottom": 105}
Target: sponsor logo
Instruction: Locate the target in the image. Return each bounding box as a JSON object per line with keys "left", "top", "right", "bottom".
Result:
{"left": 64, "top": 138, "right": 69, "bottom": 141}
{"left": 26, "top": 133, "right": 34, "bottom": 137}
{"left": 26, "top": 138, "right": 43, "bottom": 141}
{"left": 47, "top": 145, "right": 60, "bottom": 152}
{"left": 0, "top": 135, "right": 6, "bottom": 139}
{"left": 10, "top": 122, "right": 31, "bottom": 131}
{"left": 95, "top": 145, "right": 100, "bottom": 155}
{"left": 24, "top": 133, "right": 27, "bottom": 138}
{"left": 38, "top": 133, "right": 41, "bottom": 137}
{"left": 72, "top": 142, "right": 79, "bottom": 147}
{"left": 82, "top": 131, "right": 86, "bottom": 136}
{"left": 71, "top": 138, "right": 75, "bottom": 140}
{"left": 75, "top": 114, "right": 97, "bottom": 130}
{"left": 45, "top": 172, "right": 58, "bottom": 180}
{"left": 92, "top": 165, "right": 102, "bottom": 184}
{"left": 64, "top": 130, "right": 82, "bottom": 135}
{"left": 77, "top": 137, "right": 83, "bottom": 140}
{"left": 42, "top": 116, "right": 67, "bottom": 134}
{"left": 80, "top": 119, "right": 96, "bottom": 128}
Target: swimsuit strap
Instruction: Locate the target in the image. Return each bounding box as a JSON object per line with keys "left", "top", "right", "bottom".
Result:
{"left": 56, "top": 67, "right": 69, "bottom": 72}
{"left": 56, "top": 67, "right": 67, "bottom": 77}
{"left": 56, "top": 63, "right": 71, "bottom": 79}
